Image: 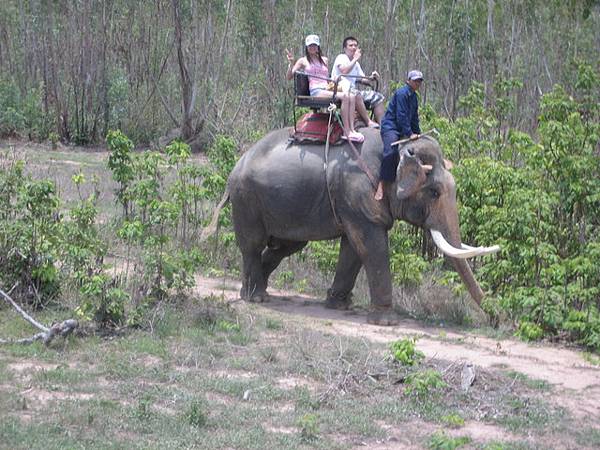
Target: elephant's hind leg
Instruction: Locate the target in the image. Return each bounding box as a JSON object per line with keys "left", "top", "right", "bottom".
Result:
{"left": 240, "top": 246, "right": 270, "bottom": 302}
{"left": 232, "top": 201, "right": 270, "bottom": 302}
{"left": 325, "top": 235, "right": 362, "bottom": 310}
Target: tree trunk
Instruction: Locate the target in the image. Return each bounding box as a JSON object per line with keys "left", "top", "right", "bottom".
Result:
{"left": 172, "top": 0, "right": 195, "bottom": 140}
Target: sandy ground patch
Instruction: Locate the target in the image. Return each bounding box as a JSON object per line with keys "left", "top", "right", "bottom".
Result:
{"left": 193, "top": 274, "right": 600, "bottom": 425}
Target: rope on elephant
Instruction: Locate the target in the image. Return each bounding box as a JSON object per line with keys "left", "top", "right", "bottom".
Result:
{"left": 345, "top": 138, "right": 378, "bottom": 189}
{"left": 324, "top": 104, "right": 343, "bottom": 228}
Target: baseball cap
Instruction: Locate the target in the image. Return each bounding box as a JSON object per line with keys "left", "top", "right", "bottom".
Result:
{"left": 305, "top": 34, "right": 320, "bottom": 47}
{"left": 407, "top": 70, "right": 424, "bottom": 81}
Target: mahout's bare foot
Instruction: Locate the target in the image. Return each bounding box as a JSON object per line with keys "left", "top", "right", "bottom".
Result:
{"left": 374, "top": 182, "right": 384, "bottom": 201}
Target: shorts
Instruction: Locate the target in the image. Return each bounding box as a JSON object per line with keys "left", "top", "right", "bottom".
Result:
{"left": 359, "top": 90, "right": 385, "bottom": 109}
{"left": 310, "top": 87, "right": 329, "bottom": 96}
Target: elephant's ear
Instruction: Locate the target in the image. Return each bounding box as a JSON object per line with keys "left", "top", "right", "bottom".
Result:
{"left": 396, "top": 148, "right": 428, "bottom": 200}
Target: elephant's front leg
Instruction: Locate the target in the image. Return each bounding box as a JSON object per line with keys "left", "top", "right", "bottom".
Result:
{"left": 345, "top": 223, "right": 401, "bottom": 326}
{"left": 325, "top": 235, "right": 362, "bottom": 310}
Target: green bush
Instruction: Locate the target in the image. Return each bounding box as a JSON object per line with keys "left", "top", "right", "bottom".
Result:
{"left": 183, "top": 399, "right": 207, "bottom": 428}
{"left": 0, "top": 152, "right": 114, "bottom": 318}
{"left": 297, "top": 413, "right": 319, "bottom": 442}
{"left": 515, "top": 320, "right": 544, "bottom": 342}
{"left": 405, "top": 369, "right": 447, "bottom": 397}
{"left": 428, "top": 431, "right": 471, "bottom": 450}
{"left": 390, "top": 337, "right": 425, "bottom": 366}
{"left": 0, "top": 168, "right": 62, "bottom": 306}
{"left": 0, "top": 79, "right": 51, "bottom": 140}
{"left": 77, "top": 274, "right": 128, "bottom": 326}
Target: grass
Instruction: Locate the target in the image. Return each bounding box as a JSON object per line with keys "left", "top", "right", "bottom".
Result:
{"left": 0, "top": 294, "right": 589, "bottom": 449}
{"left": 493, "top": 396, "right": 565, "bottom": 432}
{"left": 582, "top": 351, "right": 600, "bottom": 366}
{"left": 502, "top": 370, "right": 551, "bottom": 391}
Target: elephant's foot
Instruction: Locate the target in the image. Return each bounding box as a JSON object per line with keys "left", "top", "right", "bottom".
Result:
{"left": 324, "top": 289, "right": 353, "bottom": 310}
{"left": 240, "top": 286, "right": 269, "bottom": 303}
{"left": 367, "top": 307, "right": 401, "bottom": 326}
{"left": 248, "top": 293, "right": 270, "bottom": 303}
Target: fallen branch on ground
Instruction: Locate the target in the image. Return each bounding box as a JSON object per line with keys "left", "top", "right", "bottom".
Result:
{"left": 0, "top": 284, "right": 78, "bottom": 345}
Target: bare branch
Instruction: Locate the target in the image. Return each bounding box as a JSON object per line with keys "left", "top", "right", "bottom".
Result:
{"left": 0, "top": 285, "right": 78, "bottom": 346}
{"left": 0, "top": 284, "right": 48, "bottom": 332}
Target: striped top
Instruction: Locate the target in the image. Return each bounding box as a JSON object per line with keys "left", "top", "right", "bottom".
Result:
{"left": 304, "top": 60, "right": 328, "bottom": 92}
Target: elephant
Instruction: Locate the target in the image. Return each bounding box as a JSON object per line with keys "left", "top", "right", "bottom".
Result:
{"left": 203, "top": 127, "right": 499, "bottom": 325}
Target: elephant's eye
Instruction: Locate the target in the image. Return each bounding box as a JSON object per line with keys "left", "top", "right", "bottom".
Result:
{"left": 429, "top": 187, "right": 440, "bottom": 199}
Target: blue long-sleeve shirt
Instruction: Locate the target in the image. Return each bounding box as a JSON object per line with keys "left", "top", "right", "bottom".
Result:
{"left": 380, "top": 84, "right": 421, "bottom": 137}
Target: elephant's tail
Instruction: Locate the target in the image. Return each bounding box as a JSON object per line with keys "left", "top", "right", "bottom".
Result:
{"left": 199, "top": 188, "right": 230, "bottom": 242}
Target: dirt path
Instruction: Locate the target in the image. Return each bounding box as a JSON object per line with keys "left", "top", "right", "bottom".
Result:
{"left": 195, "top": 274, "right": 600, "bottom": 422}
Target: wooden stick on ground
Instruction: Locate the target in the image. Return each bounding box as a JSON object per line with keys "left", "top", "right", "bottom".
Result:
{"left": 0, "top": 284, "right": 78, "bottom": 345}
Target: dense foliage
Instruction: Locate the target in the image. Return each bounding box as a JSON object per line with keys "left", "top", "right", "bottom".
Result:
{"left": 430, "top": 63, "right": 600, "bottom": 349}
{"left": 0, "top": 133, "right": 237, "bottom": 326}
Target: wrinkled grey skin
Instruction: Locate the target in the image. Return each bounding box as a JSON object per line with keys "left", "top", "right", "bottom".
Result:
{"left": 223, "top": 128, "right": 483, "bottom": 325}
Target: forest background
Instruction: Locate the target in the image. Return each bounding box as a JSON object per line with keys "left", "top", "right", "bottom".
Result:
{"left": 1, "top": 0, "right": 600, "bottom": 349}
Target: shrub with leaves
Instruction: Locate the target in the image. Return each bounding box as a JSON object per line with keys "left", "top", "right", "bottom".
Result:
{"left": 107, "top": 130, "right": 135, "bottom": 217}
{"left": 77, "top": 274, "right": 128, "bottom": 326}
{"left": 405, "top": 369, "right": 447, "bottom": 397}
{"left": 390, "top": 337, "right": 425, "bottom": 366}
{"left": 297, "top": 413, "right": 319, "bottom": 442}
{"left": 0, "top": 151, "right": 121, "bottom": 325}
{"left": 515, "top": 320, "right": 544, "bottom": 342}
{"left": 107, "top": 132, "right": 220, "bottom": 307}
{"left": 428, "top": 431, "right": 471, "bottom": 450}
{"left": 0, "top": 155, "right": 62, "bottom": 307}
{"left": 183, "top": 399, "right": 207, "bottom": 428}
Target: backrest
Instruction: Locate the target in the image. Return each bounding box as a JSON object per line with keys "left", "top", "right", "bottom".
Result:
{"left": 294, "top": 72, "right": 310, "bottom": 96}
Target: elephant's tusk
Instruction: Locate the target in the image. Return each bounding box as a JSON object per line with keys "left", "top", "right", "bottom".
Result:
{"left": 430, "top": 230, "right": 500, "bottom": 259}
{"left": 461, "top": 243, "right": 501, "bottom": 256}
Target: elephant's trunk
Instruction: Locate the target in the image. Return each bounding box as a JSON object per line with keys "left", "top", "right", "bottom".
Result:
{"left": 449, "top": 256, "right": 484, "bottom": 305}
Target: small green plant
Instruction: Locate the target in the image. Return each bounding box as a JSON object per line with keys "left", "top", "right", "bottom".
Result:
{"left": 428, "top": 431, "right": 471, "bottom": 450}
{"left": 133, "top": 395, "right": 153, "bottom": 422}
{"left": 106, "top": 129, "right": 135, "bottom": 217}
{"left": 297, "top": 413, "right": 319, "bottom": 442}
{"left": 183, "top": 399, "right": 207, "bottom": 428}
{"left": 441, "top": 413, "right": 465, "bottom": 428}
{"left": 405, "top": 369, "right": 447, "bottom": 397}
{"left": 216, "top": 319, "right": 240, "bottom": 332}
{"left": 390, "top": 337, "right": 425, "bottom": 366}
